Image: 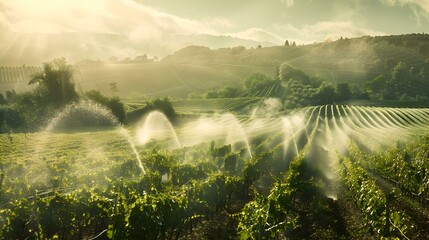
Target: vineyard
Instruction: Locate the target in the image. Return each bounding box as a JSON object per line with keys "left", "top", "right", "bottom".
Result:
{"left": 0, "top": 63, "right": 263, "bottom": 98}
{"left": 1, "top": 104, "right": 429, "bottom": 239}
{"left": 125, "top": 98, "right": 261, "bottom": 114}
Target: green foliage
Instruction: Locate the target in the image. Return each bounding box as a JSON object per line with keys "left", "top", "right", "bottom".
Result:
{"left": 359, "top": 141, "right": 429, "bottom": 202}
{"left": 145, "top": 151, "right": 174, "bottom": 175}
{"left": 244, "top": 73, "right": 273, "bottom": 94}
{"left": 2, "top": 108, "right": 428, "bottom": 239}
{"left": 85, "top": 90, "right": 126, "bottom": 123}
{"left": 336, "top": 83, "right": 352, "bottom": 101}
{"left": 0, "top": 93, "right": 6, "bottom": 105}
{"left": 224, "top": 153, "right": 238, "bottom": 173}
{"left": 29, "top": 58, "right": 78, "bottom": 107}
{"left": 283, "top": 80, "right": 315, "bottom": 108}
{"left": 238, "top": 152, "right": 326, "bottom": 239}
{"left": 315, "top": 82, "right": 338, "bottom": 104}
{"left": 14, "top": 91, "right": 57, "bottom": 131}
{"left": 217, "top": 85, "right": 242, "bottom": 98}
{"left": 5, "top": 58, "right": 81, "bottom": 131}
{"left": 0, "top": 107, "right": 25, "bottom": 132}
{"left": 106, "top": 97, "right": 126, "bottom": 123}
{"left": 339, "top": 143, "right": 411, "bottom": 238}
{"left": 365, "top": 60, "right": 429, "bottom": 101}
{"left": 127, "top": 97, "right": 177, "bottom": 123}
{"left": 5, "top": 90, "right": 16, "bottom": 104}
{"left": 279, "top": 63, "right": 310, "bottom": 83}
{"left": 203, "top": 85, "right": 242, "bottom": 99}
{"left": 200, "top": 72, "right": 283, "bottom": 100}
{"left": 171, "top": 164, "right": 207, "bottom": 185}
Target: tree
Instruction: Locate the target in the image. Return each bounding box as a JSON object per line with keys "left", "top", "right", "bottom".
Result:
{"left": 365, "top": 75, "right": 387, "bottom": 96}
{"left": 243, "top": 73, "right": 272, "bottom": 95}
{"left": 218, "top": 86, "right": 241, "bottom": 98}
{"left": 29, "top": 58, "right": 78, "bottom": 106}
{"left": 127, "top": 98, "right": 177, "bottom": 124}
{"left": 109, "top": 82, "right": 119, "bottom": 96}
{"left": 422, "top": 58, "right": 429, "bottom": 76}
{"left": 85, "top": 90, "right": 109, "bottom": 104}
{"left": 292, "top": 41, "right": 296, "bottom": 47}
{"left": 5, "top": 90, "right": 16, "bottom": 104}
{"left": 0, "top": 108, "right": 25, "bottom": 132}
{"left": 107, "top": 98, "right": 126, "bottom": 123}
{"left": 0, "top": 93, "right": 6, "bottom": 105}
{"left": 14, "top": 92, "right": 53, "bottom": 131}
{"left": 284, "top": 40, "right": 290, "bottom": 46}
{"left": 204, "top": 90, "right": 219, "bottom": 99}
{"left": 84, "top": 90, "right": 126, "bottom": 123}
{"left": 315, "top": 83, "right": 338, "bottom": 104}
{"left": 336, "top": 83, "right": 352, "bottom": 101}
{"left": 278, "top": 63, "right": 310, "bottom": 84}
{"left": 389, "top": 62, "right": 409, "bottom": 98}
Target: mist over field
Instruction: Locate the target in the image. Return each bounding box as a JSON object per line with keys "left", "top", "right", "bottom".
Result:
{"left": 1, "top": 0, "right": 429, "bottom": 239}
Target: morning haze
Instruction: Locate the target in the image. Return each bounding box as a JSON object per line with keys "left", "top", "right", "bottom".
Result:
{"left": 1, "top": 0, "right": 429, "bottom": 239}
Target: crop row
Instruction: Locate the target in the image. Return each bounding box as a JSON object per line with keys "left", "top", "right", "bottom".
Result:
{"left": 237, "top": 104, "right": 321, "bottom": 239}
{"left": 0, "top": 66, "right": 42, "bottom": 83}
{"left": 356, "top": 140, "right": 429, "bottom": 204}
{"left": 339, "top": 143, "right": 410, "bottom": 238}
{"left": 171, "top": 98, "right": 261, "bottom": 113}
{"left": 0, "top": 171, "right": 244, "bottom": 239}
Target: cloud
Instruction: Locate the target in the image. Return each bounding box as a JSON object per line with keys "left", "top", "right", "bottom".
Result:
{"left": 226, "top": 28, "right": 284, "bottom": 44}
{"left": 281, "top": 0, "right": 295, "bottom": 8}
{"left": 0, "top": 0, "right": 235, "bottom": 62}
{"left": 203, "top": 17, "right": 234, "bottom": 29}
{"left": 380, "top": 0, "right": 429, "bottom": 22}
{"left": 274, "top": 21, "right": 386, "bottom": 44}
{"left": 0, "top": 0, "right": 218, "bottom": 38}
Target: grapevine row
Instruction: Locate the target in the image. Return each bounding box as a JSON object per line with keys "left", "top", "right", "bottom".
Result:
{"left": 356, "top": 140, "right": 429, "bottom": 204}
{"left": 339, "top": 143, "right": 410, "bottom": 238}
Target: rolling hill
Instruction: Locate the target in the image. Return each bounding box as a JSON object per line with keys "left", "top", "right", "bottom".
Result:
{"left": 1, "top": 34, "right": 428, "bottom": 99}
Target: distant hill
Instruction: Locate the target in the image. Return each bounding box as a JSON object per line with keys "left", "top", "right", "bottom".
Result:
{"left": 0, "top": 27, "right": 275, "bottom": 66}
{"left": 1, "top": 34, "right": 428, "bottom": 98}
{"left": 163, "top": 34, "right": 429, "bottom": 85}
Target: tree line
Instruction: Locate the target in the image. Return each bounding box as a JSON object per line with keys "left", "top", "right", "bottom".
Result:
{"left": 365, "top": 58, "right": 429, "bottom": 101}
{"left": 193, "top": 63, "right": 361, "bottom": 109}
{"left": 194, "top": 57, "right": 429, "bottom": 109}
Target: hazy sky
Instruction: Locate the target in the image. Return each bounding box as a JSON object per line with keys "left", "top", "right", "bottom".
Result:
{"left": 137, "top": 0, "right": 429, "bottom": 42}
{"left": 0, "top": 0, "right": 428, "bottom": 60}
